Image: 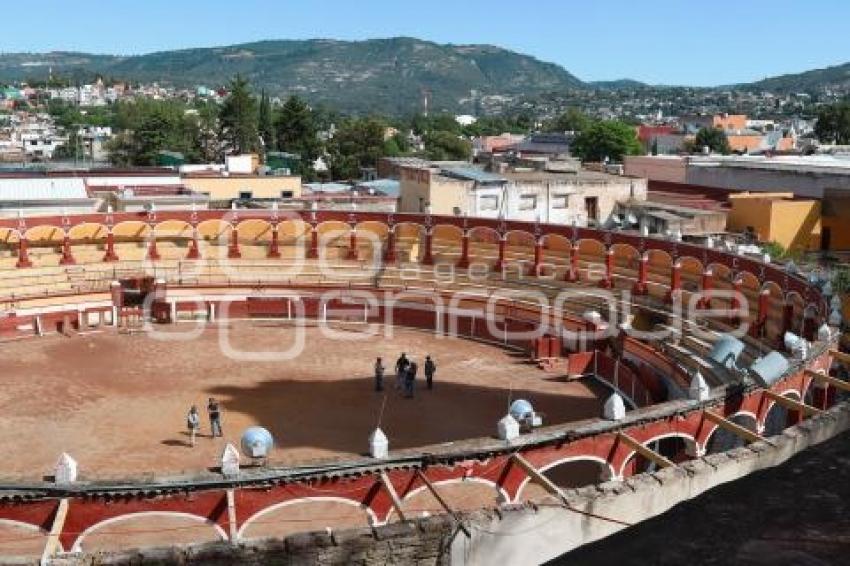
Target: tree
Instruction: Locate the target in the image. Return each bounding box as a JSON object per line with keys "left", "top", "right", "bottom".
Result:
{"left": 423, "top": 130, "right": 471, "bottom": 161}
{"left": 694, "top": 127, "right": 731, "bottom": 154}
{"left": 274, "top": 95, "right": 322, "bottom": 179}
{"left": 107, "top": 99, "right": 203, "bottom": 166}
{"left": 546, "top": 107, "right": 590, "bottom": 133}
{"left": 571, "top": 120, "right": 642, "bottom": 162}
{"left": 815, "top": 101, "right": 850, "bottom": 145}
{"left": 218, "top": 76, "right": 259, "bottom": 155}
{"left": 257, "top": 89, "right": 275, "bottom": 152}
{"left": 327, "top": 117, "right": 386, "bottom": 180}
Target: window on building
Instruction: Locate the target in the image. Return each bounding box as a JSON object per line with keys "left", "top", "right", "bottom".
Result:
{"left": 584, "top": 197, "right": 599, "bottom": 221}
{"left": 280, "top": 190, "right": 294, "bottom": 198}
{"left": 552, "top": 194, "right": 570, "bottom": 209}
{"left": 452, "top": 206, "right": 462, "bottom": 216}
{"left": 480, "top": 195, "right": 499, "bottom": 211}
{"left": 239, "top": 191, "right": 253, "bottom": 200}
{"left": 519, "top": 195, "right": 537, "bottom": 211}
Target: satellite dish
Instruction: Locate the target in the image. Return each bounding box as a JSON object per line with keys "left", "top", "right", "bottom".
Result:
{"left": 240, "top": 427, "right": 274, "bottom": 459}
{"left": 509, "top": 399, "right": 534, "bottom": 422}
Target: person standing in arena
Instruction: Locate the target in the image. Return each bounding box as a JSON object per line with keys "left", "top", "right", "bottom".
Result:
{"left": 405, "top": 361, "right": 418, "bottom": 398}
{"left": 207, "top": 397, "right": 223, "bottom": 438}
{"left": 374, "top": 357, "right": 385, "bottom": 391}
{"left": 395, "top": 352, "right": 409, "bottom": 390}
{"left": 186, "top": 405, "right": 200, "bottom": 446}
{"left": 424, "top": 355, "right": 436, "bottom": 390}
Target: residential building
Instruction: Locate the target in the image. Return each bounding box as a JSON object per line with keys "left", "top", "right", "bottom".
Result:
{"left": 624, "top": 154, "right": 850, "bottom": 251}
{"left": 615, "top": 199, "right": 727, "bottom": 237}
{"left": 182, "top": 173, "right": 302, "bottom": 203}
{"left": 727, "top": 193, "right": 822, "bottom": 252}
{"left": 397, "top": 159, "right": 646, "bottom": 226}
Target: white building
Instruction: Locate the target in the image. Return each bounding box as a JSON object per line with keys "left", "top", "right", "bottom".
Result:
{"left": 398, "top": 162, "right": 646, "bottom": 226}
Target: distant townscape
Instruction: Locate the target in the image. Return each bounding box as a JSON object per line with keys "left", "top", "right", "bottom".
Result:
{"left": 0, "top": 37, "right": 848, "bottom": 315}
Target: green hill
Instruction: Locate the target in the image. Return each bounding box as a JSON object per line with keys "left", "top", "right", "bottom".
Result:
{"left": 743, "top": 62, "right": 850, "bottom": 92}
{"left": 0, "top": 38, "right": 584, "bottom": 114}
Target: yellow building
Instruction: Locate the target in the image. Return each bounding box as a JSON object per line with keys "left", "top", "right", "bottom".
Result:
{"left": 398, "top": 166, "right": 471, "bottom": 214}
{"left": 727, "top": 193, "right": 822, "bottom": 252}
{"left": 182, "top": 173, "right": 302, "bottom": 202}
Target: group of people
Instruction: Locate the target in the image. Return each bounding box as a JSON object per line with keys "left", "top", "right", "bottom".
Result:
{"left": 185, "top": 398, "right": 224, "bottom": 446}
{"left": 373, "top": 353, "right": 437, "bottom": 398}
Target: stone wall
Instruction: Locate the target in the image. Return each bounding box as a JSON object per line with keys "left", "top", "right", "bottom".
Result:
{"left": 51, "top": 516, "right": 456, "bottom": 566}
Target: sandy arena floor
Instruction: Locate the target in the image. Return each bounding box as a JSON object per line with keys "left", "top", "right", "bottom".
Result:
{"left": 0, "top": 322, "right": 604, "bottom": 480}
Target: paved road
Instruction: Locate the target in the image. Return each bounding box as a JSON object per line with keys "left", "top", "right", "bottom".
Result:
{"left": 552, "top": 430, "right": 850, "bottom": 566}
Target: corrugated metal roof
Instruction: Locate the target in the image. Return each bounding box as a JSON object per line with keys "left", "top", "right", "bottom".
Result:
{"left": 0, "top": 178, "right": 89, "bottom": 201}
{"left": 356, "top": 179, "right": 400, "bottom": 196}
{"left": 441, "top": 166, "right": 506, "bottom": 183}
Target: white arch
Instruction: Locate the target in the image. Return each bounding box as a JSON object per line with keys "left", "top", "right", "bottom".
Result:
{"left": 618, "top": 432, "right": 697, "bottom": 477}
{"left": 0, "top": 518, "right": 51, "bottom": 550}
{"left": 237, "top": 496, "right": 377, "bottom": 539}
{"left": 759, "top": 389, "right": 803, "bottom": 430}
{"left": 384, "top": 477, "right": 508, "bottom": 524}
{"left": 515, "top": 455, "right": 616, "bottom": 502}
{"left": 703, "top": 411, "right": 759, "bottom": 448}
{"left": 71, "top": 511, "right": 227, "bottom": 552}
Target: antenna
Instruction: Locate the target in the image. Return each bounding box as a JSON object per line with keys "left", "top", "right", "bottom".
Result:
{"left": 376, "top": 393, "right": 388, "bottom": 429}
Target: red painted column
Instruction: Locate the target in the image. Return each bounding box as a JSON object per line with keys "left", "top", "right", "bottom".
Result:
{"left": 227, "top": 225, "right": 241, "bottom": 259}
{"left": 730, "top": 278, "right": 742, "bottom": 311}
{"left": 456, "top": 231, "right": 470, "bottom": 268}
{"left": 750, "top": 288, "right": 770, "bottom": 338}
{"left": 494, "top": 236, "right": 506, "bottom": 273}
{"left": 802, "top": 311, "right": 816, "bottom": 341}
{"left": 665, "top": 261, "right": 681, "bottom": 303}
{"left": 529, "top": 237, "right": 544, "bottom": 276}
{"left": 383, "top": 228, "right": 396, "bottom": 263}
{"left": 421, "top": 229, "right": 434, "bottom": 265}
{"left": 147, "top": 230, "right": 161, "bottom": 261}
{"left": 267, "top": 224, "right": 280, "bottom": 258}
{"left": 781, "top": 302, "right": 794, "bottom": 346}
{"left": 697, "top": 269, "right": 713, "bottom": 309}
{"left": 599, "top": 248, "right": 614, "bottom": 288}
{"left": 346, "top": 227, "right": 358, "bottom": 260}
{"left": 307, "top": 225, "right": 319, "bottom": 259}
{"left": 633, "top": 255, "right": 648, "bottom": 295}
{"left": 566, "top": 243, "right": 579, "bottom": 282}
{"left": 59, "top": 234, "right": 75, "bottom": 265}
{"left": 103, "top": 230, "right": 118, "bottom": 262}
{"left": 186, "top": 228, "right": 201, "bottom": 260}
{"left": 16, "top": 237, "right": 31, "bottom": 268}
{"left": 728, "top": 278, "right": 743, "bottom": 325}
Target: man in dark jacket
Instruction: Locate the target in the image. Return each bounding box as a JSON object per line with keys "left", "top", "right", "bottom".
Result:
{"left": 207, "top": 397, "right": 223, "bottom": 438}
{"left": 405, "top": 361, "right": 417, "bottom": 398}
{"left": 424, "top": 356, "right": 436, "bottom": 390}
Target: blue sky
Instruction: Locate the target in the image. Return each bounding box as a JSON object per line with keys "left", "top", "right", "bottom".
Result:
{"left": 2, "top": 0, "right": 849, "bottom": 86}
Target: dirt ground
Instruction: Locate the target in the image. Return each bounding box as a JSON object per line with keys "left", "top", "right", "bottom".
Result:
{"left": 0, "top": 322, "right": 604, "bottom": 480}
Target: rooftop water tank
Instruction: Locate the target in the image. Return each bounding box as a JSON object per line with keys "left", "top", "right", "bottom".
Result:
{"left": 708, "top": 334, "right": 745, "bottom": 370}
{"left": 749, "top": 351, "right": 790, "bottom": 387}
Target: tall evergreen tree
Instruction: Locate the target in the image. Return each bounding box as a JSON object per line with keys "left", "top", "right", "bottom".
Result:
{"left": 257, "top": 89, "right": 275, "bottom": 152}
{"left": 274, "top": 96, "right": 321, "bottom": 177}
{"left": 219, "top": 75, "right": 259, "bottom": 154}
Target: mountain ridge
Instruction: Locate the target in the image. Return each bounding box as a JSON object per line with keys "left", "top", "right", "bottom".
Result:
{"left": 1, "top": 37, "right": 847, "bottom": 113}
{"left": 0, "top": 37, "right": 583, "bottom": 114}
